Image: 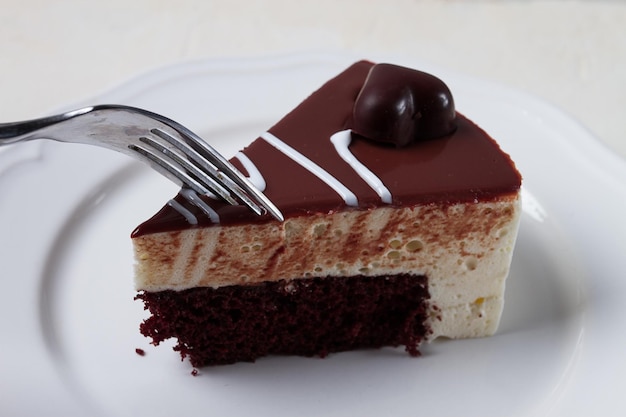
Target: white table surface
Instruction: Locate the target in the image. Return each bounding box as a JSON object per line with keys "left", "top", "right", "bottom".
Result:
{"left": 1, "top": 0, "right": 625, "bottom": 160}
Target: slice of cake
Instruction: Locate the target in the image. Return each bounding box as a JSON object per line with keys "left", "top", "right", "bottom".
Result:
{"left": 132, "top": 61, "right": 522, "bottom": 367}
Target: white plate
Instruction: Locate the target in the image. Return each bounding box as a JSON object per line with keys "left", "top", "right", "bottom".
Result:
{"left": 1, "top": 52, "right": 625, "bottom": 417}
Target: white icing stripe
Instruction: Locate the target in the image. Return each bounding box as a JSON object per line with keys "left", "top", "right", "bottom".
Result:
{"left": 180, "top": 189, "right": 220, "bottom": 223}
{"left": 168, "top": 198, "right": 198, "bottom": 225}
{"left": 234, "top": 151, "right": 266, "bottom": 192}
{"left": 330, "top": 130, "right": 393, "bottom": 204}
{"left": 260, "top": 131, "right": 358, "bottom": 206}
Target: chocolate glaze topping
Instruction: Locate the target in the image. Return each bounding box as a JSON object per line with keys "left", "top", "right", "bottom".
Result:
{"left": 133, "top": 61, "right": 521, "bottom": 237}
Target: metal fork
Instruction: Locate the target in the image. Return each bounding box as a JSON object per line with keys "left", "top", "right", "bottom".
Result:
{"left": 0, "top": 104, "right": 283, "bottom": 221}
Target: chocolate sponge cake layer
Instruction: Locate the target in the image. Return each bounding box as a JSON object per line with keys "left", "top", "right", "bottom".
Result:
{"left": 137, "top": 274, "right": 429, "bottom": 367}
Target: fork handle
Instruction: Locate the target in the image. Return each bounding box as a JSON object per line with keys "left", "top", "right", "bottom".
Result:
{"left": 0, "top": 107, "right": 93, "bottom": 145}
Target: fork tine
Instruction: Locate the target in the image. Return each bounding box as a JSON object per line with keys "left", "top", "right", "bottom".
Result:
{"left": 122, "top": 105, "right": 283, "bottom": 221}
{"left": 166, "top": 125, "right": 285, "bottom": 222}
{"left": 127, "top": 143, "right": 223, "bottom": 198}
{"left": 129, "top": 142, "right": 264, "bottom": 216}
{"left": 147, "top": 128, "right": 266, "bottom": 216}
{"left": 137, "top": 134, "right": 240, "bottom": 207}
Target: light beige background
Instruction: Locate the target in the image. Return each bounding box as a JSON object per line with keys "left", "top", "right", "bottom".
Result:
{"left": 2, "top": 0, "right": 625, "bottom": 159}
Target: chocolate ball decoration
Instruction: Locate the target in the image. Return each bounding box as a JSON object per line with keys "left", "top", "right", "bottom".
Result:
{"left": 352, "top": 64, "right": 457, "bottom": 147}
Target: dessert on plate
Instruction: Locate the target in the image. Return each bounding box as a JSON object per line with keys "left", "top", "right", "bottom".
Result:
{"left": 132, "top": 60, "right": 522, "bottom": 367}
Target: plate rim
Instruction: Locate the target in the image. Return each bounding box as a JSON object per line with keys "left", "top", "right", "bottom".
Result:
{"left": 1, "top": 51, "right": 625, "bottom": 416}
